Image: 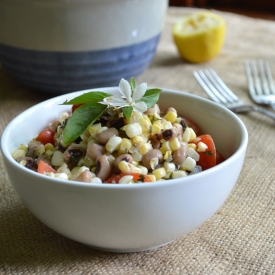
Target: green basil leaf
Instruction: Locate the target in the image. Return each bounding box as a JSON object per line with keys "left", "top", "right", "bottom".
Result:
{"left": 63, "top": 102, "right": 107, "bottom": 145}
{"left": 62, "top": 92, "right": 112, "bottom": 105}
{"left": 130, "top": 77, "right": 136, "bottom": 91}
{"left": 122, "top": 106, "right": 133, "bottom": 123}
{"left": 137, "top": 88, "right": 161, "bottom": 108}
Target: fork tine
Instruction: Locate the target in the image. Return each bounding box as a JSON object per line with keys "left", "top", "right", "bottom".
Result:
{"left": 250, "top": 60, "right": 264, "bottom": 95}
{"left": 258, "top": 60, "right": 270, "bottom": 95}
{"left": 193, "top": 70, "right": 227, "bottom": 104}
{"left": 244, "top": 61, "right": 257, "bottom": 97}
{"left": 207, "top": 68, "right": 239, "bottom": 102}
{"left": 263, "top": 61, "right": 275, "bottom": 95}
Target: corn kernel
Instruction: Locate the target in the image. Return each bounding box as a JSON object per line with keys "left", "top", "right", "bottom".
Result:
{"left": 105, "top": 136, "right": 122, "bottom": 153}
{"left": 88, "top": 123, "right": 101, "bottom": 135}
{"left": 164, "top": 111, "right": 177, "bottom": 123}
{"left": 44, "top": 143, "right": 54, "bottom": 151}
{"left": 140, "top": 116, "right": 151, "bottom": 133}
{"left": 131, "top": 151, "right": 143, "bottom": 162}
{"left": 160, "top": 141, "right": 171, "bottom": 154}
{"left": 153, "top": 119, "right": 163, "bottom": 127}
{"left": 182, "top": 127, "right": 193, "bottom": 143}
{"left": 91, "top": 177, "right": 102, "bottom": 184}
{"left": 172, "top": 170, "right": 188, "bottom": 179}
{"left": 152, "top": 167, "right": 166, "bottom": 180}
{"left": 188, "top": 143, "right": 197, "bottom": 150}
{"left": 169, "top": 137, "right": 181, "bottom": 151}
{"left": 51, "top": 151, "right": 64, "bottom": 166}
{"left": 137, "top": 165, "right": 148, "bottom": 175}
{"left": 151, "top": 124, "right": 162, "bottom": 135}
{"left": 147, "top": 174, "right": 156, "bottom": 182}
{"left": 189, "top": 127, "right": 197, "bottom": 142}
{"left": 163, "top": 150, "right": 172, "bottom": 160}
{"left": 119, "top": 175, "right": 134, "bottom": 184}
{"left": 12, "top": 149, "right": 26, "bottom": 158}
{"left": 197, "top": 141, "right": 208, "bottom": 152}
{"left": 132, "top": 136, "right": 144, "bottom": 146}
{"left": 180, "top": 156, "right": 196, "bottom": 171}
{"left": 164, "top": 162, "right": 176, "bottom": 173}
{"left": 125, "top": 123, "right": 142, "bottom": 138}
{"left": 139, "top": 143, "right": 153, "bottom": 155}
{"left": 161, "top": 120, "right": 173, "bottom": 130}
{"left": 119, "top": 161, "right": 142, "bottom": 174}
{"left": 119, "top": 138, "right": 132, "bottom": 154}
{"left": 187, "top": 148, "right": 200, "bottom": 161}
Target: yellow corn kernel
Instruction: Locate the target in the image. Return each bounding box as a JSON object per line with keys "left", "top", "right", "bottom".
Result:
{"left": 180, "top": 156, "right": 196, "bottom": 171}
{"left": 161, "top": 120, "right": 173, "bottom": 130}
{"left": 88, "top": 123, "right": 101, "bottom": 135}
{"left": 12, "top": 149, "right": 26, "bottom": 159}
{"left": 196, "top": 141, "right": 208, "bottom": 152}
{"left": 164, "top": 111, "right": 177, "bottom": 123}
{"left": 160, "top": 141, "right": 171, "bottom": 154}
{"left": 164, "top": 161, "right": 176, "bottom": 173}
{"left": 140, "top": 116, "right": 151, "bottom": 133}
{"left": 163, "top": 172, "right": 172, "bottom": 179}
{"left": 34, "top": 144, "right": 45, "bottom": 156}
{"left": 44, "top": 143, "right": 54, "bottom": 151}
{"left": 172, "top": 170, "right": 188, "bottom": 179}
{"left": 132, "top": 136, "right": 144, "bottom": 146}
{"left": 169, "top": 137, "right": 181, "bottom": 151}
{"left": 153, "top": 119, "right": 163, "bottom": 127}
{"left": 142, "top": 115, "right": 151, "bottom": 124}
{"left": 152, "top": 167, "right": 166, "bottom": 180}
{"left": 147, "top": 174, "right": 156, "bottom": 182}
{"left": 163, "top": 150, "right": 172, "bottom": 160}
{"left": 189, "top": 127, "right": 197, "bottom": 142}
{"left": 139, "top": 143, "right": 153, "bottom": 155}
{"left": 188, "top": 143, "right": 197, "bottom": 150}
{"left": 105, "top": 136, "right": 122, "bottom": 153}
{"left": 137, "top": 165, "right": 148, "bottom": 175}
{"left": 131, "top": 151, "right": 143, "bottom": 162}
{"left": 119, "top": 138, "right": 132, "bottom": 154}
{"left": 182, "top": 127, "right": 193, "bottom": 143}
{"left": 125, "top": 123, "right": 142, "bottom": 138}
{"left": 118, "top": 161, "right": 141, "bottom": 174}
{"left": 119, "top": 175, "right": 134, "bottom": 184}
{"left": 118, "top": 161, "right": 131, "bottom": 173}
{"left": 151, "top": 124, "right": 162, "bottom": 135}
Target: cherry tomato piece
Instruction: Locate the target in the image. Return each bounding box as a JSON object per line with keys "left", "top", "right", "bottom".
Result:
{"left": 72, "top": 104, "right": 83, "bottom": 113}
{"left": 36, "top": 129, "right": 55, "bottom": 145}
{"left": 182, "top": 117, "right": 200, "bottom": 135}
{"left": 105, "top": 173, "right": 152, "bottom": 184}
{"left": 194, "top": 134, "right": 216, "bottom": 170}
{"left": 37, "top": 160, "right": 56, "bottom": 174}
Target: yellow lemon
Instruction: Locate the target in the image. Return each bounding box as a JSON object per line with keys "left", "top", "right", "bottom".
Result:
{"left": 172, "top": 11, "right": 226, "bottom": 63}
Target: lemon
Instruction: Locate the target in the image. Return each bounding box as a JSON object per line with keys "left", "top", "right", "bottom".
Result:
{"left": 172, "top": 11, "right": 226, "bottom": 63}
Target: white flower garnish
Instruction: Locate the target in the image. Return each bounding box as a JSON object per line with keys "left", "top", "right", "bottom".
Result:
{"left": 102, "top": 78, "right": 148, "bottom": 114}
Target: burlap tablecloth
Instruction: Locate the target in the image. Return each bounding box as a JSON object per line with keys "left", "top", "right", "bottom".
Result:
{"left": 1, "top": 7, "right": 275, "bottom": 274}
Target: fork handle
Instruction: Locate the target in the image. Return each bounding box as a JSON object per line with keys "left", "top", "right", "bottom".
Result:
{"left": 230, "top": 105, "right": 275, "bottom": 120}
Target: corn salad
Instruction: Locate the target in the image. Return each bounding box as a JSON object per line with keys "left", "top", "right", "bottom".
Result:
{"left": 12, "top": 103, "right": 212, "bottom": 184}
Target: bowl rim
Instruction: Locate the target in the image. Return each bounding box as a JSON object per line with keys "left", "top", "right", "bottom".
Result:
{"left": 1, "top": 87, "right": 248, "bottom": 190}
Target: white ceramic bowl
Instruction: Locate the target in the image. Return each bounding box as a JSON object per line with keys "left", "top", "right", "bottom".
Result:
{"left": 0, "top": 0, "right": 168, "bottom": 94}
{"left": 1, "top": 88, "right": 248, "bottom": 252}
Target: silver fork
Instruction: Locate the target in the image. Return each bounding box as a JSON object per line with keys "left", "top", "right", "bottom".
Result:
{"left": 193, "top": 68, "right": 275, "bottom": 120}
{"left": 244, "top": 60, "right": 275, "bottom": 111}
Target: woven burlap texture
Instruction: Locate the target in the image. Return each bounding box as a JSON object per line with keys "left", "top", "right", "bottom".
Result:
{"left": 1, "top": 7, "right": 275, "bottom": 275}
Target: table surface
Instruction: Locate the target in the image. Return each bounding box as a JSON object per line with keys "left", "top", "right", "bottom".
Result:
{"left": 1, "top": 7, "right": 275, "bottom": 275}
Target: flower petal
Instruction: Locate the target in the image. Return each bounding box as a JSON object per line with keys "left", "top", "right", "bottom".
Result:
{"left": 132, "top": 82, "right": 147, "bottom": 101}
{"left": 133, "top": 101, "right": 147, "bottom": 113}
{"left": 103, "top": 96, "right": 127, "bottom": 107}
{"left": 119, "top": 78, "right": 132, "bottom": 102}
